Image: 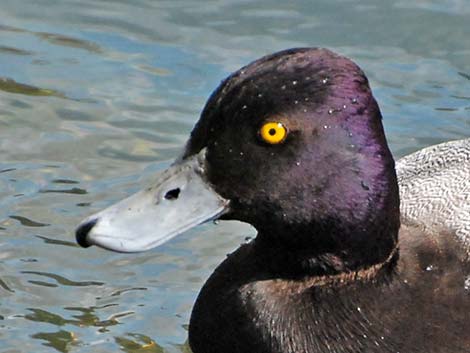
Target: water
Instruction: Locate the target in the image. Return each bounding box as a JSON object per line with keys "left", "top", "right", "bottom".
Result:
{"left": 0, "top": 0, "right": 469, "bottom": 352}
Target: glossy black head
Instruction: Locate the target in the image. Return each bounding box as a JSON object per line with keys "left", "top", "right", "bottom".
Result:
{"left": 184, "top": 48, "right": 400, "bottom": 270}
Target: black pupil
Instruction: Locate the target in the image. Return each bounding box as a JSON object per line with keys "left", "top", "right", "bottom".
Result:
{"left": 268, "top": 128, "right": 277, "bottom": 136}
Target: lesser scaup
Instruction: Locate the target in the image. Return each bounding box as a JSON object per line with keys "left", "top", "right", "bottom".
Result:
{"left": 76, "top": 48, "right": 470, "bottom": 353}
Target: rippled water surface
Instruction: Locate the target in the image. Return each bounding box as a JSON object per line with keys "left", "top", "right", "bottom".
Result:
{"left": 0, "top": 0, "right": 469, "bottom": 352}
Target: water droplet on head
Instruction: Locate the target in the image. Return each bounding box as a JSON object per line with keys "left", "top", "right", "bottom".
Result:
{"left": 296, "top": 161, "right": 301, "bottom": 166}
{"left": 292, "top": 80, "right": 298, "bottom": 85}
{"left": 322, "top": 78, "right": 329, "bottom": 84}
{"left": 328, "top": 109, "right": 334, "bottom": 115}
{"left": 242, "top": 105, "right": 248, "bottom": 110}
{"left": 304, "top": 97, "right": 309, "bottom": 101}
{"left": 240, "top": 152, "right": 244, "bottom": 156}
{"left": 343, "top": 105, "right": 347, "bottom": 109}
{"left": 305, "top": 76, "right": 311, "bottom": 81}
{"left": 294, "top": 100, "right": 299, "bottom": 105}
{"left": 426, "top": 265, "right": 434, "bottom": 271}
{"left": 257, "top": 93, "right": 263, "bottom": 98}
{"left": 323, "top": 125, "right": 329, "bottom": 129}
{"left": 281, "top": 85, "right": 286, "bottom": 90}
{"left": 351, "top": 98, "right": 358, "bottom": 104}
{"left": 303, "top": 109, "right": 308, "bottom": 113}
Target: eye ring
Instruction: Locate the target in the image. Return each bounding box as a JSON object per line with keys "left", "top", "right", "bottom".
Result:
{"left": 259, "top": 122, "right": 287, "bottom": 144}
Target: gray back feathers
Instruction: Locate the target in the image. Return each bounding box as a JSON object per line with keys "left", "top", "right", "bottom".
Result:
{"left": 396, "top": 138, "right": 470, "bottom": 253}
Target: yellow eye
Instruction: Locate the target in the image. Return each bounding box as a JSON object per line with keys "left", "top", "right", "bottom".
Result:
{"left": 259, "top": 122, "right": 287, "bottom": 144}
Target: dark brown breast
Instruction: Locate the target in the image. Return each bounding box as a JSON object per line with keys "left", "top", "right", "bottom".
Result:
{"left": 189, "top": 225, "right": 470, "bottom": 353}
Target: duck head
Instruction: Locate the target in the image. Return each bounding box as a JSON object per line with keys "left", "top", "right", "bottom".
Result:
{"left": 76, "top": 48, "right": 400, "bottom": 273}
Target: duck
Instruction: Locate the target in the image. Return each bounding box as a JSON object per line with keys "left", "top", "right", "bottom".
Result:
{"left": 75, "top": 48, "right": 470, "bottom": 353}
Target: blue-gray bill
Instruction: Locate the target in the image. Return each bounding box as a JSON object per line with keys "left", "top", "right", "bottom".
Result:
{"left": 75, "top": 149, "right": 229, "bottom": 252}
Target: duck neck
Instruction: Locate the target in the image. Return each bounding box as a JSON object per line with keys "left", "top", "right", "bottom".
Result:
{"left": 253, "top": 217, "right": 399, "bottom": 278}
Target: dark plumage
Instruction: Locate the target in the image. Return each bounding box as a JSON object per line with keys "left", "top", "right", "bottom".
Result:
{"left": 76, "top": 48, "right": 470, "bottom": 353}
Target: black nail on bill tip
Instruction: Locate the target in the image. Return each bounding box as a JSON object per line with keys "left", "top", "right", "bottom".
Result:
{"left": 75, "top": 219, "right": 98, "bottom": 248}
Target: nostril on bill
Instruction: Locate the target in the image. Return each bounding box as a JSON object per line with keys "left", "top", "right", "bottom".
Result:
{"left": 164, "top": 188, "right": 181, "bottom": 200}
{"left": 75, "top": 219, "right": 98, "bottom": 248}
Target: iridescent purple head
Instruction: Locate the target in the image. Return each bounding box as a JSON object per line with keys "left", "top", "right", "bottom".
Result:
{"left": 76, "top": 48, "right": 400, "bottom": 272}
{"left": 185, "top": 48, "right": 399, "bottom": 271}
